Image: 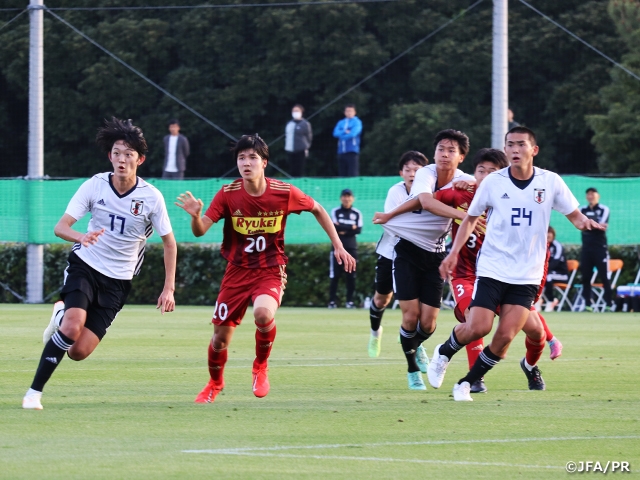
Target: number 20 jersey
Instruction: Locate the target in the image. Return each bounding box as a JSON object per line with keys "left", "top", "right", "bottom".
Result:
{"left": 65, "top": 173, "right": 173, "bottom": 280}
{"left": 468, "top": 167, "right": 579, "bottom": 285}
{"left": 204, "top": 178, "right": 315, "bottom": 268}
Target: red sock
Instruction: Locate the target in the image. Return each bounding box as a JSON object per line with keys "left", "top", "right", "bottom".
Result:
{"left": 465, "top": 339, "right": 484, "bottom": 370}
{"left": 208, "top": 342, "right": 227, "bottom": 385}
{"left": 254, "top": 319, "right": 276, "bottom": 370}
{"left": 538, "top": 312, "right": 554, "bottom": 342}
{"left": 525, "top": 335, "right": 546, "bottom": 367}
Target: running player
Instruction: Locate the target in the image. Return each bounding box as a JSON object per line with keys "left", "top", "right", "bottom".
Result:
{"left": 176, "top": 134, "right": 355, "bottom": 403}
{"left": 374, "top": 130, "right": 474, "bottom": 391}
{"left": 22, "top": 118, "right": 177, "bottom": 410}
{"left": 367, "top": 151, "right": 428, "bottom": 358}
{"left": 428, "top": 126, "right": 603, "bottom": 401}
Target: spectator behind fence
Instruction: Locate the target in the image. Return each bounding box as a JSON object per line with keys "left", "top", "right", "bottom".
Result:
{"left": 163, "top": 119, "right": 190, "bottom": 179}
{"left": 284, "top": 104, "right": 313, "bottom": 177}
{"left": 508, "top": 108, "right": 520, "bottom": 131}
{"left": 328, "top": 189, "right": 362, "bottom": 308}
{"left": 544, "top": 226, "right": 569, "bottom": 311}
{"left": 332, "top": 104, "right": 362, "bottom": 177}
{"left": 580, "top": 187, "right": 612, "bottom": 311}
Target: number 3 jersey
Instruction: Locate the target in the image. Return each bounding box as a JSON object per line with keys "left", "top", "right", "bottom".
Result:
{"left": 65, "top": 173, "right": 173, "bottom": 280}
{"left": 435, "top": 186, "right": 484, "bottom": 281}
{"left": 204, "top": 178, "right": 315, "bottom": 268}
{"left": 468, "top": 166, "right": 579, "bottom": 285}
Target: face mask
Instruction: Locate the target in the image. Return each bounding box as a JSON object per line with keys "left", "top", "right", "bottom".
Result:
{"left": 292, "top": 111, "right": 302, "bottom": 120}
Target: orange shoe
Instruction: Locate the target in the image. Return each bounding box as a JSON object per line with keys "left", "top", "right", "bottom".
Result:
{"left": 252, "top": 365, "right": 270, "bottom": 398}
{"left": 194, "top": 379, "right": 224, "bottom": 403}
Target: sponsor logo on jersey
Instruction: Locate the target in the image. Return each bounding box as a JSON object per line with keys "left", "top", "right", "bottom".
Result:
{"left": 97, "top": 199, "right": 106, "bottom": 206}
{"left": 534, "top": 188, "right": 545, "bottom": 204}
{"left": 232, "top": 215, "right": 283, "bottom": 235}
{"left": 501, "top": 193, "right": 510, "bottom": 199}
{"left": 232, "top": 209, "right": 243, "bottom": 216}
{"left": 130, "top": 199, "right": 144, "bottom": 216}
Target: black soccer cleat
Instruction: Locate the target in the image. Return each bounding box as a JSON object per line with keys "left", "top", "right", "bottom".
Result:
{"left": 470, "top": 377, "right": 487, "bottom": 393}
{"left": 520, "top": 358, "right": 546, "bottom": 390}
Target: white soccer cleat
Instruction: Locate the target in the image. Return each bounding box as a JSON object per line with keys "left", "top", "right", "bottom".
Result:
{"left": 452, "top": 381, "right": 473, "bottom": 401}
{"left": 427, "top": 344, "right": 449, "bottom": 388}
{"left": 22, "top": 389, "right": 43, "bottom": 410}
{"left": 43, "top": 301, "right": 65, "bottom": 344}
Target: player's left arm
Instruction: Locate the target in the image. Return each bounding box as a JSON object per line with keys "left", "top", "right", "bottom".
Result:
{"left": 157, "top": 232, "right": 177, "bottom": 314}
{"left": 310, "top": 200, "right": 357, "bottom": 273}
{"left": 565, "top": 209, "right": 606, "bottom": 232}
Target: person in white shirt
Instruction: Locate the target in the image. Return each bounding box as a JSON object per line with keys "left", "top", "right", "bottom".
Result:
{"left": 373, "top": 130, "right": 474, "bottom": 391}
{"left": 23, "top": 118, "right": 177, "bottom": 410}
{"left": 163, "top": 119, "right": 190, "bottom": 179}
{"left": 367, "top": 151, "right": 428, "bottom": 358}
{"left": 428, "top": 126, "right": 604, "bottom": 401}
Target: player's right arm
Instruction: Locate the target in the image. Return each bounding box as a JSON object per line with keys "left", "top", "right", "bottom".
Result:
{"left": 54, "top": 213, "right": 104, "bottom": 247}
{"left": 439, "top": 213, "right": 480, "bottom": 281}
{"left": 175, "top": 191, "right": 214, "bottom": 237}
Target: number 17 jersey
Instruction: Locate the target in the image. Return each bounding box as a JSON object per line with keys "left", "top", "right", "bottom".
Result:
{"left": 204, "top": 178, "right": 315, "bottom": 268}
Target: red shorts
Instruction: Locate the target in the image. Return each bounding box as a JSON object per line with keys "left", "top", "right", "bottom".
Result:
{"left": 212, "top": 263, "right": 286, "bottom": 327}
{"left": 451, "top": 278, "right": 474, "bottom": 324}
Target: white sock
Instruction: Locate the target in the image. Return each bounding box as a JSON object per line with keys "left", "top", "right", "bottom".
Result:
{"left": 371, "top": 328, "right": 382, "bottom": 338}
{"left": 523, "top": 358, "right": 534, "bottom": 371}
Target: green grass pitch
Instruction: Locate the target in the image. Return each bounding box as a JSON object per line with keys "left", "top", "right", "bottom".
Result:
{"left": 1, "top": 304, "right": 639, "bottom": 479}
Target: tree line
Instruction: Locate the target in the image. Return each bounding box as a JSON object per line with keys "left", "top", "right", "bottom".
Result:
{"left": 1, "top": 0, "right": 639, "bottom": 178}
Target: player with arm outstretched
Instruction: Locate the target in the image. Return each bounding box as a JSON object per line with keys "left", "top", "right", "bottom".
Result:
{"left": 23, "top": 118, "right": 177, "bottom": 410}
{"left": 176, "top": 134, "right": 355, "bottom": 404}
{"left": 367, "top": 151, "right": 428, "bottom": 358}
{"left": 428, "top": 127, "right": 604, "bottom": 401}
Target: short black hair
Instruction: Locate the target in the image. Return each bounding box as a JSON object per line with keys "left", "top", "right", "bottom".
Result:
{"left": 345, "top": 103, "right": 356, "bottom": 110}
{"left": 232, "top": 133, "right": 269, "bottom": 161}
{"left": 472, "top": 148, "right": 508, "bottom": 170}
{"left": 293, "top": 104, "right": 305, "bottom": 113}
{"left": 586, "top": 187, "right": 598, "bottom": 194}
{"left": 96, "top": 117, "right": 148, "bottom": 156}
{"left": 398, "top": 151, "right": 428, "bottom": 170}
{"left": 433, "top": 129, "right": 470, "bottom": 156}
{"left": 168, "top": 118, "right": 180, "bottom": 126}
{"left": 548, "top": 225, "right": 556, "bottom": 237}
{"left": 505, "top": 126, "right": 537, "bottom": 146}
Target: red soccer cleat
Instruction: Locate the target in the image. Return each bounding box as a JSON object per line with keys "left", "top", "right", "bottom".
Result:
{"left": 252, "top": 365, "right": 270, "bottom": 398}
{"left": 194, "top": 379, "right": 224, "bottom": 404}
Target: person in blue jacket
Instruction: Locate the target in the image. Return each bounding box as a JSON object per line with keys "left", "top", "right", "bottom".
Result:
{"left": 332, "top": 104, "right": 363, "bottom": 176}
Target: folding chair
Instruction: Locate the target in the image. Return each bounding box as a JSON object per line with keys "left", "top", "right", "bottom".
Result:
{"left": 554, "top": 259, "right": 579, "bottom": 311}
{"left": 592, "top": 259, "right": 623, "bottom": 311}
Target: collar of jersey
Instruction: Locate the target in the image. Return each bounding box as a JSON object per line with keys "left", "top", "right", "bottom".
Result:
{"left": 508, "top": 166, "right": 535, "bottom": 190}
{"left": 108, "top": 173, "right": 139, "bottom": 199}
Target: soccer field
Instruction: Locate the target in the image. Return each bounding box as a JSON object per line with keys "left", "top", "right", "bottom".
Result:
{"left": 1, "top": 305, "right": 639, "bottom": 479}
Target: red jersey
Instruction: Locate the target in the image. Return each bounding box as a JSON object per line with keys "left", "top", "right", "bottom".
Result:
{"left": 204, "top": 178, "right": 315, "bottom": 268}
{"left": 435, "top": 186, "right": 484, "bottom": 281}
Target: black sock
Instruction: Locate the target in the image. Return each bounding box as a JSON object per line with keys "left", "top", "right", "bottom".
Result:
{"left": 415, "top": 322, "right": 435, "bottom": 347}
{"left": 30, "top": 331, "right": 74, "bottom": 392}
{"left": 369, "top": 300, "right": 385, "bottom": 331}
{"left": 459, "top": 346, "right": 501, "bottom": 385}
{"left": 438, "top": 328, "right": 465, "bottom": 360}
{"left": 399, "top": 327, "right": 420, "bottom": 373}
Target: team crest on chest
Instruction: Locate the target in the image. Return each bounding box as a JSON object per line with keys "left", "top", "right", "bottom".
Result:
{"left": 533, "top": 189, "right": 545, "bottom": 204}
{"left": 130, "top": 199, "right": 144, "bottom": 216}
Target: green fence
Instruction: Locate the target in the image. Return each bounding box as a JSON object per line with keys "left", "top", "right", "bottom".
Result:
{"left": 1, "top": 175, "right": 638, "bottom": 245}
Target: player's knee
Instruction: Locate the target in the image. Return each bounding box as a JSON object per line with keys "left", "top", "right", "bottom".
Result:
{"left": 469, "top": 322, "right": 492, "bottom": 339}
{"left": 253, "top": 307, "right": 273, "bottom": 325}
{"left": 67, "top": 347, "right": 89, "bottom": 361}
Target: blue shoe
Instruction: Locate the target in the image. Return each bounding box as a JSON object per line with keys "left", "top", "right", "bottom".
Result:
{"left": 416, "top": 345, "right": 429, "bottom": 373}
{"left": 407, "top": 371, "right": 427, "bottom": 391}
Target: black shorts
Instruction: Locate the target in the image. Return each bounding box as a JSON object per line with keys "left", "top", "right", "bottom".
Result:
{"left": 60, "top": 252, "right": 132, "bottom": 340}
{"left": 375, "top": 255, "right": 393, "bottom": 295}
{"left": 392, "top": 239, "right": 445, "bottom": 308}
{"left": 469, "top": 277, "right": 538, "bottom": 312}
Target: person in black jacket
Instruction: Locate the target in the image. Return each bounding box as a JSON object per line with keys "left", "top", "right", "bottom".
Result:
{"left": 580, "top": 187, "right": 612, "bottom": 311}
{"left": 328, "top": 189, "right": 362, "bottom": 308}
{"left": 544, "top": 226, "right": 569, "bottom": 311}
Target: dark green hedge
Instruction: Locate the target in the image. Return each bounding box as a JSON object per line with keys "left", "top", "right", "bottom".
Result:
{"left": 1, "top": 243, "right": 637, "bottom": 306}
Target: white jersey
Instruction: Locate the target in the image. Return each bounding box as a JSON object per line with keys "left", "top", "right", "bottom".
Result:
{"left": 382, "top": 164, "right": 474, "bottom": 253}
{"left": 469, "top": 166, "right": 579, "bottom": 284}
{"left": 375, "top": 181, "right": 409, "bottom": 259}
{"left": 65, "top": 173, "right": 173, "bottom": 280}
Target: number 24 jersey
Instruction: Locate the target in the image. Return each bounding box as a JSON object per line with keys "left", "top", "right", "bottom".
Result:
{"left": 468, "top": 167, "right": 579, "bottom": 285}
{"left": 204, "top": 178, "right": 315, "bottom": 268}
